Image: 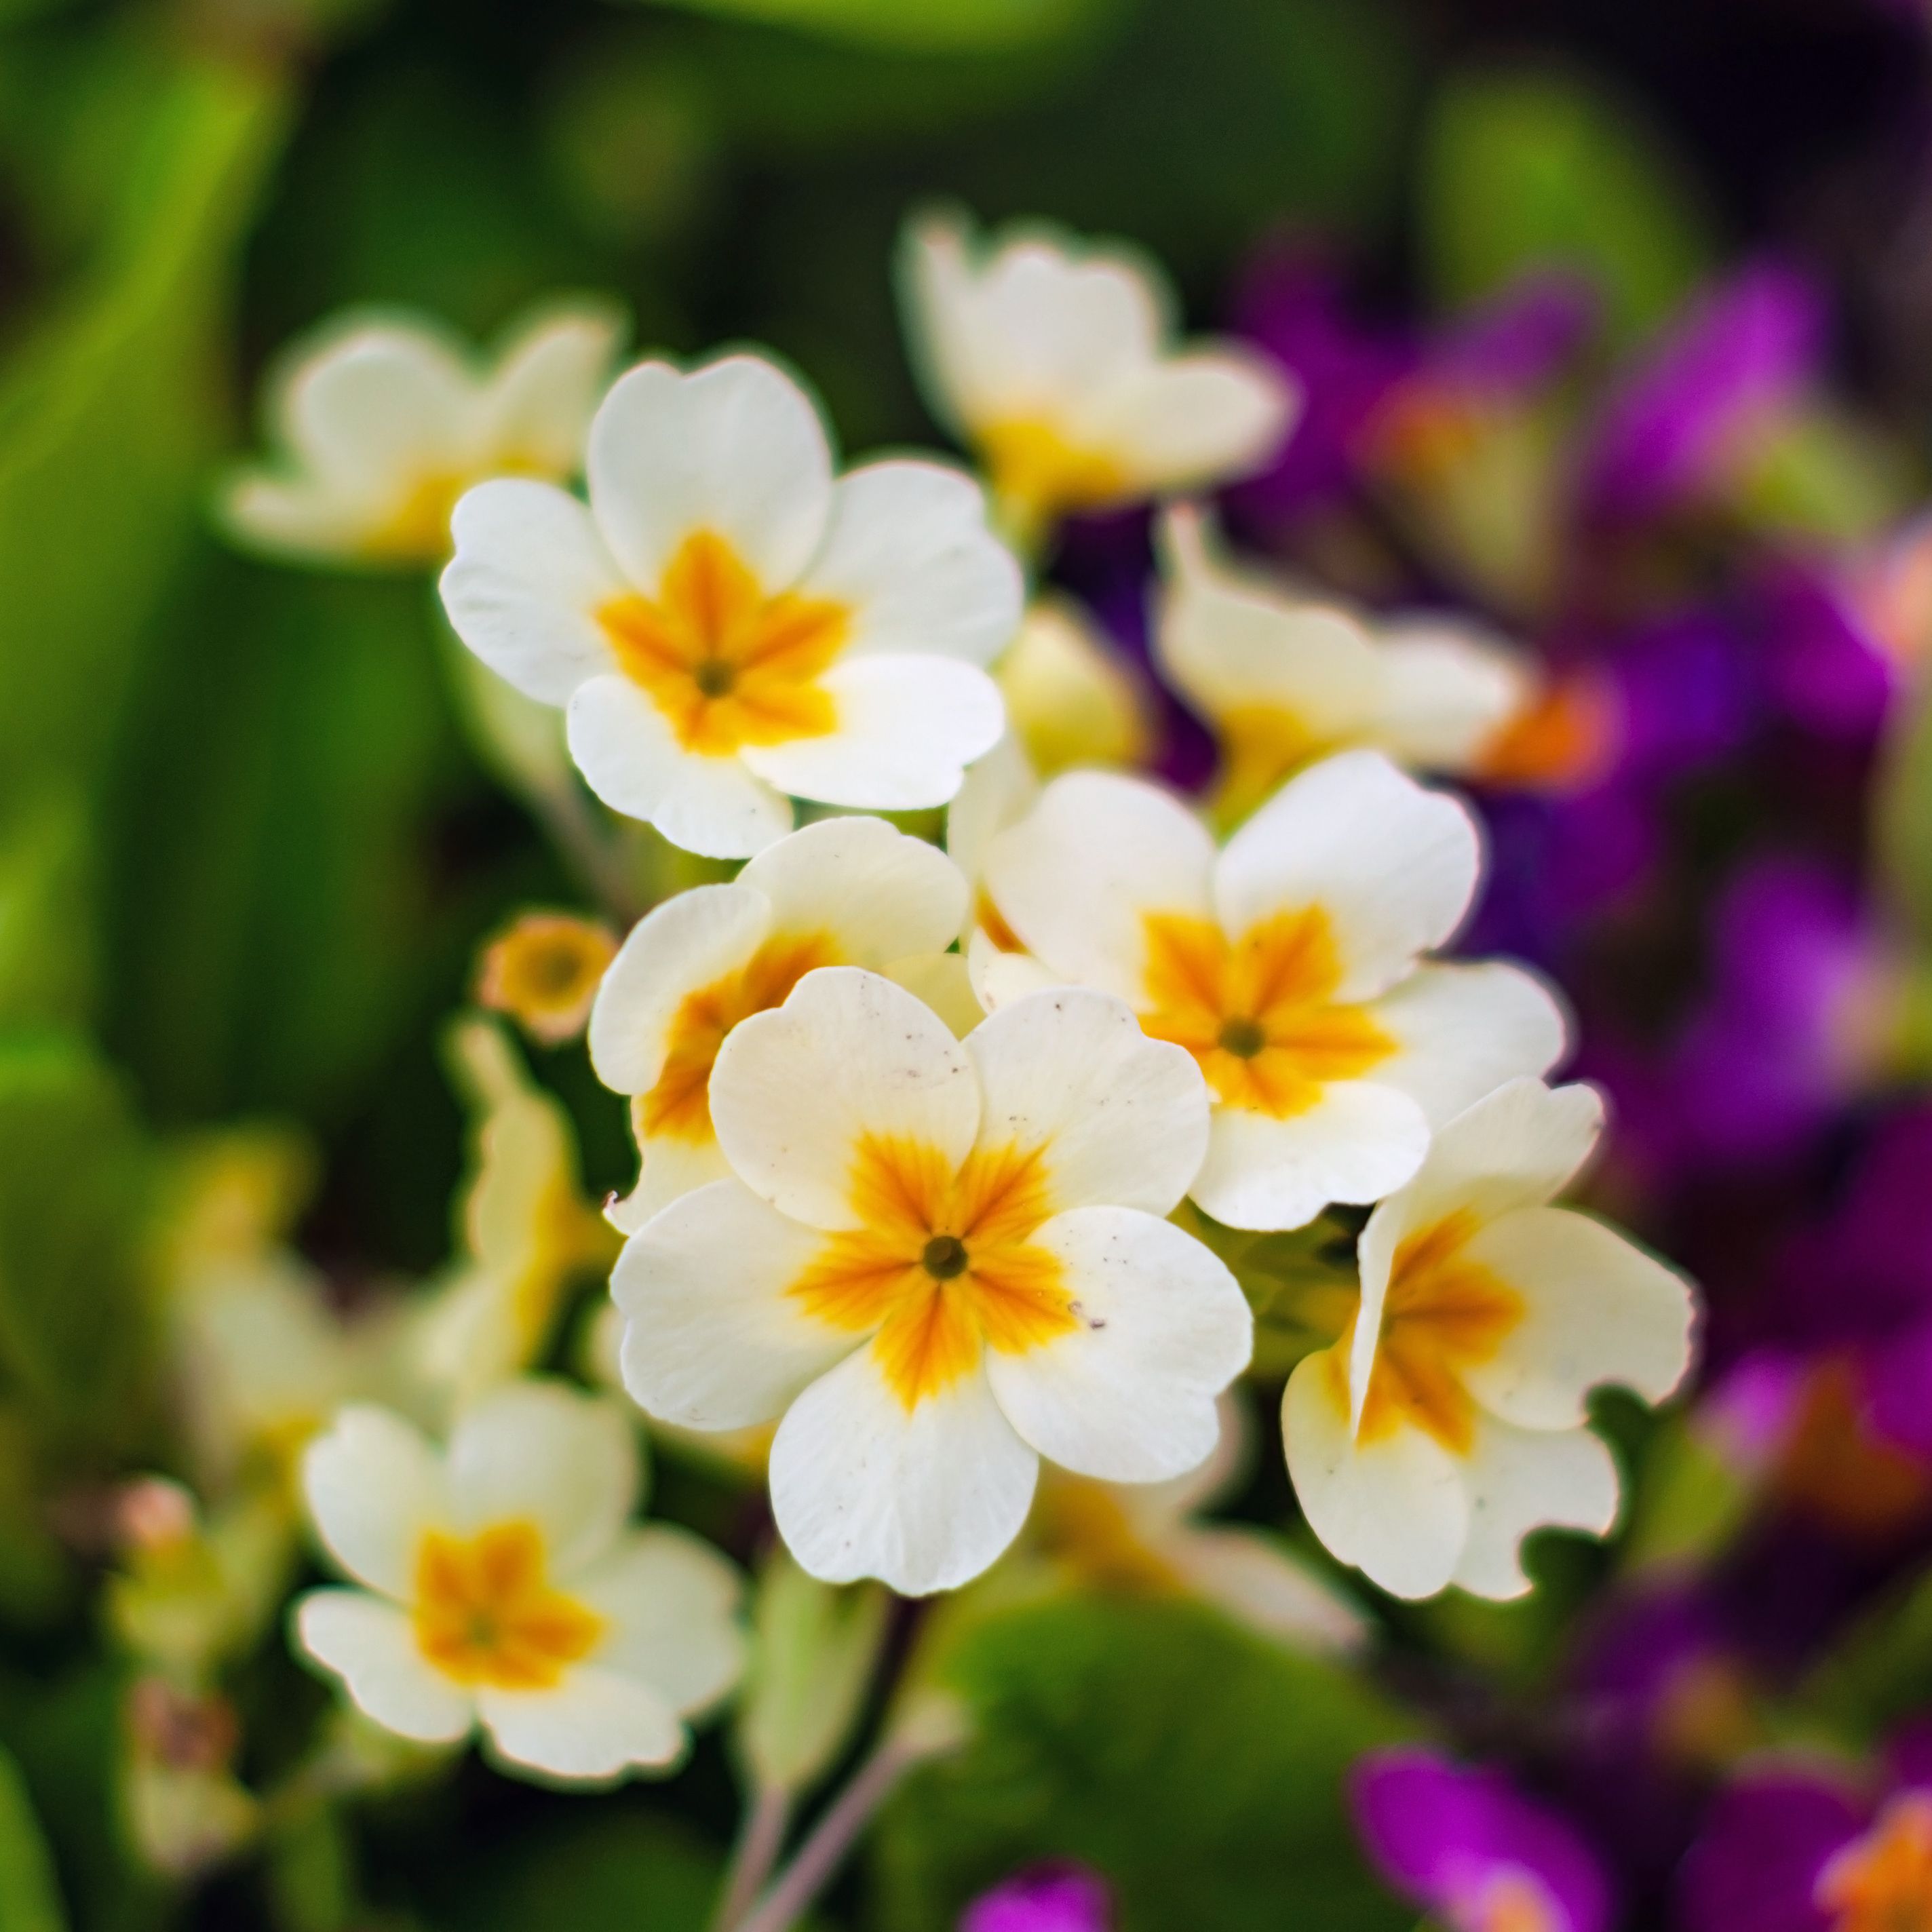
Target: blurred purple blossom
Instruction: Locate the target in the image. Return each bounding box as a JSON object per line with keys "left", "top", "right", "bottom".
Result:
{"left": 960, "top": 1865, "right": 1112, "bottom": 1932}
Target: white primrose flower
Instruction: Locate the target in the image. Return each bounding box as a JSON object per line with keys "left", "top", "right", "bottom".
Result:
{"left": 900, "top": 210, "right": 1296, "bottom": 541}
{"left": 588, "top": 815, "right": 972, "bottom": 1233}
{"left": 981, "top": 752, "right": 1566, "bottom": 1231}
{"left": 613, "top": 967, "right": 1252, "bottom": 1597}
{"left": 1283, "top": 1078, "right": 1697, "bottom": 1602}
{"left": 224, "top": 300, "right": 624, "bottom": 566}
{"left": 440, "top": 351, "right": 1022, "bottom": 859}
{"left": 295, "top": 1380, "right": 742, "bottom": 1783}
{"left": 1157, "top": 506, "right": 1534, "bottom": 818}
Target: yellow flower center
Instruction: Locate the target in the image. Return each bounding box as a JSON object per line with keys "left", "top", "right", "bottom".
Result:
{"left": 980, "top": 418, "right": 1130, "bottom": 538}
{"left": 1136, "top": 908, "right": 1394, "bottom": 1119}
{"left": 790, "top": 1133, "right": 1079, "bottom": 1410}
{"left": 476, "top": 912, "right": 617, "bottom": 1045}
{"left": 412, "top": 1521, "right": 603, "bottom": 1690}
{"left": 599, "top": 530, "right": 847, "bottom": 756}
{"left": 638, "top": 929, "right": 838, "bottom": 1144}
{"left": 1336, "top": 1212, "right": 1524, "bottom": 1456}
{"left": 1816, "top": 1792, "right": 1932, "bottom": 1932}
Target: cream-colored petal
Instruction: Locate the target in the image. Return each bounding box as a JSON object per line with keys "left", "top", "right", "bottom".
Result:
{"left": 606, "top": 1133, "right": 735, "bottom": 1236}
{"left": 575, "top": 1524, "right": 744, "bottom": 1716}
{"left": 294, "top": 1590, "right": 474, "bottom": 1743}
{"left": 1087, "top": 350, "right": 1296, "bottom": 493}
{"left": 1368, "top": 619, "right": 1533, "bottom": 770}
{"left": 881, "top": 951, "right": 986, "bottom": 1039}
{"left": 945, "top": 731, "right": 1039, "bottom": 912}
{"left": 1450, "top": 1415, "right": 1620, "bottom": 1600}
{"left": 1366, "top": 962, "right": 1568, "bottom": 1129}
{"left": 302, "top": 1406, "right": 450, "bottom": 1598}
{"left": 478, "top": 301, "right": 627, "bottom": 476}
{"left": 1165, "top": 1525, "right": 1368, "bottom": 1653}
{"left": 708, "top": 967, "right": 980, "bottom": 1232}
{"left": 476, "top": 1668, "right": 683, "bottom": 1782}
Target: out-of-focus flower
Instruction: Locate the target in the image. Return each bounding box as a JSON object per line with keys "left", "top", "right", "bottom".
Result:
{"left": 476, "top": 910, "right": 617, "bottom": 1045}
{"left": 1029, "top": 1393, "right": 1365, "bottom": 1652}
{"left": 1678, "top": 1731, "right": 1932, "bottom": 1931}
{"left": 900, "top": 209, "right": 1294, "bottom": 545}
{"left": 296, "top": 1380, "right": 742, "bottom": 1783}
{"left": 995, "top": 597, "right": 1150, "bottom": 777}
{"left": 961, "top": 1863, "right": 1113, "bottom": 1932}
{"left": 224, "top": 301, "right": 624, "bottom": 566}
{"left": 1154, "top": 505, "right": 1539, "bottom": 817}
{"left": 442, "top": 351, "right": 1018, "bottom": 858}
{"left": 613, "top": 968, "right": 1250, "bottom": 1596}
{"left": 1351, "top": 1747, "right": 1612, "bottom": 1932}
{"left": 981, "top": 755, "right": 1565, "bottom": 1230}
{"left": 1283, "top": 1078, "right": 1696, "bottom": 1600}
{"left": 413, "top": 1020, "right": 616, "bottom": 1406}
{"left": 588, "top": 816, "right": 969, "bottom": 1233}
{"left": 123, "top": 1678, "right": 258, "bottom": 1878}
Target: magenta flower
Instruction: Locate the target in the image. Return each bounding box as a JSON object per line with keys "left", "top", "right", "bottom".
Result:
{"left": 1349, "top": 1747, "right": 1612, "bottom": 1932}
{"left": 1679, "top": 1730, "right": 1932, "bottom": 1931}
{"left": 960, "top": 1865, "right": 1112, "bottom": 1932}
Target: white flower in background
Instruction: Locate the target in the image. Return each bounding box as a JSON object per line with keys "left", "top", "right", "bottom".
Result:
{"left": 1029, "top": 1393, "right": 1365, "bottom": 1653}
{"left": 413, "top": 1021, "right": 617, "bottom": 1406}
{"left": 224, "top": 300, "right": 624, "bottom": 566}
{"left": 588, "top": 816, "right": 971, "bottom": 1233}
{"left": 981, "top": 753, "right": 1566, "bottom": 1231}
{"left": 1157, "top": 506, "right": 1534, "bottom": 819}
{"left": 1283, "top": 1078, "right": 1697, "bottom": 1601}
{"left": 614, "top": 967, "right": 1251, "bottom": 1596}
{"left": 440, "top": 351, "right": 1020, "bottom": 859}
{"left": 900, "top": 210, "right": 1296, "bottom": 543}
{"left": 995, "top": 596, "right": 1149, "bottom": 777}
{"left": 296, "top": 1380, "right": 742, "bottom": 1783}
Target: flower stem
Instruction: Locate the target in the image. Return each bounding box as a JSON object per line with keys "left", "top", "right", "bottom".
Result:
{"left": 711, "top": 1781, "right": 792, "bottom": 1932}
{"left": 731, "top": 1734, "right": 934, "bottom": 1932}
{"left": 528, "top": 778, "right": 645, "bottom": 926}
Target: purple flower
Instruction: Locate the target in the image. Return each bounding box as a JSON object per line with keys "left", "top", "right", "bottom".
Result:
{"left": 960, "top": 1865, "right": 1111, "bottom": 1932}
{"left": 1350, "top": 1747, "right": 1612, "bottom": 1932}
{"left": 1678, "top": 1733, "right": 1932, "bottom": 1931}
{"left": 1579, "top": 264, "right": 1826, "bottom": 524}
{"left": 1753, "top": 558, "right": 1897, "bottom": 743}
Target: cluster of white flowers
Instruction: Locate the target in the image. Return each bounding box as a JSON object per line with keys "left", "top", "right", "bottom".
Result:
{"left": 223, "top": 208, "right": 1697, "bottom": 1788}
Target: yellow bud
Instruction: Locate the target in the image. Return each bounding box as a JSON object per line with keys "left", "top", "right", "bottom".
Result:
{"left": 474, "top": 910, "right": 617, "bottom": 1046}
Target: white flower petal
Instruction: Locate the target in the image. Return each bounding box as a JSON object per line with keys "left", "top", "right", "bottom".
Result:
{"left": 303, "top": 1406, "right": 450, "bottom": 1598}
{"left": 606, "top": 1133, "right": 735, "bottom": 1235}
{"left": 586, "top": 355, "right": 832, "bottom": 592}
{"left": 966, "top": 989, "right": 1208, "bottom": 1214}
{"left": 737, "top": 816, "right": 967, "bottom": 967}
{"left": 441, "top": 480, "right": 627, "bottom": 704}
{"left": 294, "top": 1591, "right": 474, "bottom": 1743}
{"left": 587, "top": 883, "right": 771, "bottom": 1096}
{"left": 881, "top": 950, "right": 986, "bottom": 1039}
{"left": 221, "top": 478, "right": 384, "bottom": 560}
{"left": 476, "top": 1668, "right": 683, "bottom": 1781}
{"left": 1370, "top": 620, "right": 1532, "bottom": 769}
{"left": 1366, "top": 962, "right": 1568, "bottom": 1128}
{"left": 983, "top": 771, "right": 1216, "bottom": 1004}
{"left": 1165, "top": 1526, "right": 1368, "bottom": 1653}
{"left": 800, "top": 461, "right": 1022, "bottom": 665}
{"left": 1450, "top": 1415, "right": 1620, "bottom": 1600}
{"left": 1089, "top": 351, "right": 1294, "bottom": 492}
{"left": 1189, "top": 1081, "right": 1431, "bottom": 1233}
{"left": 613, "top": 1178, "right": 851, "bottom": 1429}
{"left": 1214, "top": 750, "right": 1481, "bottom": 1002}
{"left": 945, "top": 731, "right": 1039, "bottom": 909}
{"left": 710, "top": 967, "right": 980, "bottom": 1231}
{"left": 984, "top": 1206, "right": 1250, "bottom": 1483}
{"left": 1458, "top": 1206, "right": 1697, "bottom": 1429}
{"left": 1281, "top": 1350, "right": 1469, "bottom": 1601}
{"left": 968, "top": 931, "right": 1066, "bottom": 1012}
{"left": 277, "top": 322, "right": 476, "bottom": 494}
{"left": 575, "top": 1524, "right": 743, "bottom": 1716}
{"left": 738, "top": 655, "right": 1005, "bottom": 812}
{"left": 478, "top": 303, "right": 625, "bottom": 476}
{"left": 769, "top": 1347, "right": 1038, "bottom": 1596}
{"left": 566, "top": 674, "right": 794, "bottom": 858}
{"left": 445, "top": 1382, "right": 638, "bottom": 1577}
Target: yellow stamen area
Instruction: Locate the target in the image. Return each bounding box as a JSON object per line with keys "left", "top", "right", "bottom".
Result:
{"left": 790, "top": 1133, "right": 1077, "bottom": 1411}
{"left": 1034, "top": 1473, "right": 1184, "bottom": 1595}
{"left": 1815, "top": 1791, "right": 1932, "bottom": 1932}
{"left": 476, "top": 912, "right": 617, "bottom": 1046}
{"left": 599, "top": 530, "right": 846, "bottom": 757}
{"left": 980, "top": 418, "right": 1129, "bottom": 536}
{"left": 1212, "top": 704, "right": 1332, "bottom": 827}
{"left": 366, "top": 469, "right": 475, "bottom": 562}
{"left": 1138, "top": 908, "right": 1393, "bottom": 1119}
{"left": 1337, "top": 1212, "right": 1524, "bottom": 1456}
{"left": 640, "top": 930, "right": 838, "bottom": 1144}
{"left": 412, "top": 1521, "right": 603, "bottom": 1690}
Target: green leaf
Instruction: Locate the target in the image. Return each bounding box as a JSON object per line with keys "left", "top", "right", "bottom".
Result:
{"left": 873, "top": 1594, "right": 1412, "bottom": 1932}
{"left": 633, "top": 0, "right": 1112, "bottom": 54}
{"left": 1418, "top": 65, "right": 1711, "bottom": 345}
{"left": 0, "top": 1033, "right": 154, "bottom": 1440}
{"left": 0, "top": 1743, "right": 66, "bottom": 1932}
{"left": 0, "top": 792, "right": 97, "bottom": 1034}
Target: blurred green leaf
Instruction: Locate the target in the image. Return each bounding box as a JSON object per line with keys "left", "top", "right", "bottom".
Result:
{"left": 0, "top": 792, "right": 97, "bottom": 1033}
{"left": 1418, "top": 65, "right": 1711, "bottom": 345}
{"left": 0, "top": 1033, "right": 154, "bottom": 1441}
{"left": 1794, "top": 1564, "right": 1932, "bottom": 1745}
{"left": 633, "top": 0, "right": 1110, "bottom": 54}
{"left": 873, "top": 1594, "right": 1411, "bottom": 1932}
{"left": 1876, "top": 675, "right": 1932, "bottom": 951}
{"left": 0, "top": 1742, "right": 65, "bottom": 1932}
